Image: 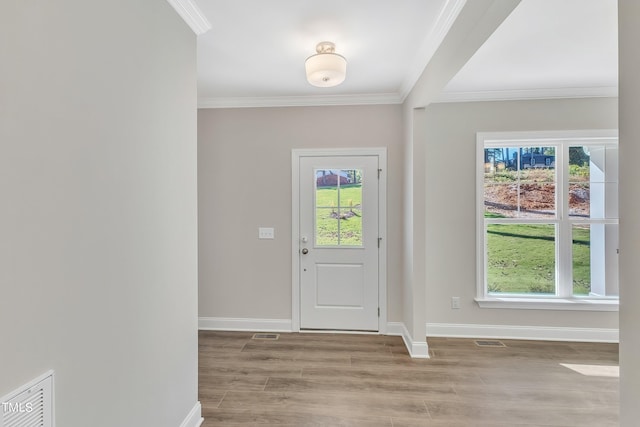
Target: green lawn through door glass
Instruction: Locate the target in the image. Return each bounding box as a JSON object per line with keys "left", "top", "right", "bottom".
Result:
{"left": 315, "top": 169, "right": 363, "bottom": 246}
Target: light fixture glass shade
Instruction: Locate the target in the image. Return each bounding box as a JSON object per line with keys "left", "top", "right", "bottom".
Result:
{"left": 305, "top": 42, "right": 347, "bottom": 88}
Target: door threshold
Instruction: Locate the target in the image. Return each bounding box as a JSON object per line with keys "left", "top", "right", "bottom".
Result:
{"left": 299, "top": 329, "right": 379, "bottom": 335}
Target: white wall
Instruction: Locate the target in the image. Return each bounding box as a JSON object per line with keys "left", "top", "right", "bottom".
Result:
{"left": 618, "top": 1, "right": 640, "bottom": 424}
{"left": 419, "top": 98, "right": 619, "bottom": 331}
{"left": 0, "top": 1, "right": 199, "bottom": 426}
{"left": 198, "top": 105, "right": 403, "bottom": 323}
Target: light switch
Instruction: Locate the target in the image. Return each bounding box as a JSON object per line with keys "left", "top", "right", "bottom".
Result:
{"left": 258, "top": 227, "right": 275, "bottom": 239}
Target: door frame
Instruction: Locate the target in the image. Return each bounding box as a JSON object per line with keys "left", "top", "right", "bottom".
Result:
{"left": 291, "top": 147, "right": 387, "bottom": 334}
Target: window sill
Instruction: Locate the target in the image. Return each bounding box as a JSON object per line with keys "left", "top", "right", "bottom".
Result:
{"left": 475, "top": 297, "right": 619, "bottom": 312}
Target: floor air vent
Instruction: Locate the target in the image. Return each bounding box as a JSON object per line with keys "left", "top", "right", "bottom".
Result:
{"left": 1, "top": 371, "right": 53, "bottom": 427}
{"left": 475, "top": 340, "right": 506, "bottom": 348}
{"left": 252, "top": 333, "right": 279, "bottom": 340}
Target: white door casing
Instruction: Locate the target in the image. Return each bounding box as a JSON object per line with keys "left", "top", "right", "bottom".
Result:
{"left": 292, "top": 148, "right": 387, "bottom": 332}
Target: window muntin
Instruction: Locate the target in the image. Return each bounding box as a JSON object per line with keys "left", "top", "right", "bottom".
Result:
{"left": 478, "top": 134, "right": 619, "bottom": 302}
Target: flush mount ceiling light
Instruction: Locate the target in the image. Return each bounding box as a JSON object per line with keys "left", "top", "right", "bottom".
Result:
{"left": 305, "top": 41, "right": 347, "bottom": 88}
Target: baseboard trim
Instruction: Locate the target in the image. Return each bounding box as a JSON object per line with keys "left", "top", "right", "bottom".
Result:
{"left": 198, "top": 317, "right": 293, "bottom": 332}
{"left": 426, "top": 322, "right": 619, "bottom": 343}
{"left": 179, "top": 401, "right": 203, "bottom": 427}
{"left": 387, "top": 322, "right": 429, "bottom": 358}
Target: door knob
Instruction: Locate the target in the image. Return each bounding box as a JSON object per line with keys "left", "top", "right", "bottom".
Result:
{"left": 301, "top": 248, "right": 309, "bottom": 254}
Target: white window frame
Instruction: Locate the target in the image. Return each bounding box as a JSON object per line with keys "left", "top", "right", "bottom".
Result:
{"left": 475, "top": 130, "right": 619, "bottom": 311}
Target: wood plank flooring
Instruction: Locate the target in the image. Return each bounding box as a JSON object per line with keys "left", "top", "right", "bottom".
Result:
{"left": 199, "top": 331, "right": 619, "bottom": 426}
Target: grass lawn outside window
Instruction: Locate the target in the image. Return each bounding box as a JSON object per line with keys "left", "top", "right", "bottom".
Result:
{"left": 315, "top": 181, "right": 363, "bottom": 246}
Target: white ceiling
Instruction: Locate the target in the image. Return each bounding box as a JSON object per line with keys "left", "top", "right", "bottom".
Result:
{"left": 193, "top": 0, "right": 618, "bottom": 108}
{"left": 440, "top": 0, "right": 618, "bottom": 102}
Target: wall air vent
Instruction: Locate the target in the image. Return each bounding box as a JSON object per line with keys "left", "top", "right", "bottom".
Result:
{"left": 1, "top": 371, "right": 54, "bottom": 427}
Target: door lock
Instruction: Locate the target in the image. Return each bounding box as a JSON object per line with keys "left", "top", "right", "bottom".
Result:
{"left": 301, "top": 248, "right": 309, "bottom": 254}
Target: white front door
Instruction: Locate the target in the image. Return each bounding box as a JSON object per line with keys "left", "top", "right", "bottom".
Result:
{"left": 298, "top": 155, "right": 380, "bottom": 331}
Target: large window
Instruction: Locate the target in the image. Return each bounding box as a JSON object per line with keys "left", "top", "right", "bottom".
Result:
{"left": 477, "top": 131, "right": 619, "bottom": 309}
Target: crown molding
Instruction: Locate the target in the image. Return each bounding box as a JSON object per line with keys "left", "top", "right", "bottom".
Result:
{"left": 399, "top": 0, "right": 467, "bottom": 101}
{"left": 436, "top": 86, "right": 619, "bottom": 103}
{"left": 166, "top": 0, "right": 211, "bottom": 35}
{"left": 197, "top": 93, "right": 403, "bottom": 109}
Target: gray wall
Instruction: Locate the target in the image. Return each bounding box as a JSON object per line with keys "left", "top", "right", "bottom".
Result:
{"left": 198, "top": 105, "right": 404, "bottom": 322}
{"left": 197, "top": 99, "right": 621, "bottom": 333}
{"left": 618, "top": 0, "right": 640, "bottom": 424}
{"left": 419, "top": 98, "right": 619, "bottom": 330}
{"left": 0, "top": 1, "right": 199, "bottom": 426}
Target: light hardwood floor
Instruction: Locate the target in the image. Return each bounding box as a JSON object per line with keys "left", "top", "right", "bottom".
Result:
{"left": 199, "top": 331, "right": 619, "bottom": 426}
